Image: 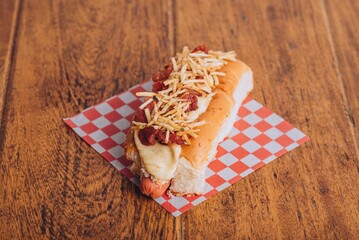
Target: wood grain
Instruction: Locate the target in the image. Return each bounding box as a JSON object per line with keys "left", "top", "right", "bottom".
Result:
{"left": 0, "top": 0, "right": 20, "bottom": 130}
{"left": 176, "top": 0, "right": 358, "bottom": 239}
{"left": 323, "top": 0, "right": 359, "bottom": 154}
{"left": 0, "top": 0, "right": 179, "bottom": 239}
{"left": 0, "top": 0, "right": 15, "bottom": 74}
{"left": 0, "top": 0, "right": 358, "bottom": 239}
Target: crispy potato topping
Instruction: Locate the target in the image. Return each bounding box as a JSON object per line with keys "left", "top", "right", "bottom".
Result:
{"left": 133, "top": 46, "right": 236, "bottom": 144}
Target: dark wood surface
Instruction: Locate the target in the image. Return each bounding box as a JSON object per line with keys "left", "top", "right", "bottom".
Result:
{"left": 0, "top": 0, "right": 358, "bottom": 239}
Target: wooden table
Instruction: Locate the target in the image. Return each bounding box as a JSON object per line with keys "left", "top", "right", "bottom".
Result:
{"left": 0, "top": 0, "right": 358, "bottom": 239}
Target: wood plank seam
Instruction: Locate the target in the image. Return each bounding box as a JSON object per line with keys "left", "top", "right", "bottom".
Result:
{"left": 171, "top": 0, "right": 177, "bottom": 52}
{"left": 168, "top": 0, "right": 185, "bottom": 238}
{"left": 320, "top": 0, "right": 359, "bottom": 157}
{"left": 0, "top": 0, "right": 22, "bottom": 150}
{"left": 51, "top": 0, "right": 82, "bottom": 112}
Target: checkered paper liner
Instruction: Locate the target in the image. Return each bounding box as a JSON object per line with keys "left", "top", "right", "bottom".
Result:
{"left": 64, "top": 81, "right": 309, "bottom": 217}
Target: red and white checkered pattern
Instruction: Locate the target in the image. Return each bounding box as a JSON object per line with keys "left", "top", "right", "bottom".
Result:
{"left": 64, "top": 81, "right": 309, "bottom": 217}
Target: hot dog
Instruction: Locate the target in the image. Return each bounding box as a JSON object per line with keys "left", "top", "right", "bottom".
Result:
{"left": 125, "top": 45, "right": 253, "bottom": 198}
{"left": 139, "top": 177, "right": 170, "bottom": 199}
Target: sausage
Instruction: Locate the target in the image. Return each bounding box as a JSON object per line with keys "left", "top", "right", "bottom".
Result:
{"left": 139, "top": 177, "right": 170, "bottom": 198}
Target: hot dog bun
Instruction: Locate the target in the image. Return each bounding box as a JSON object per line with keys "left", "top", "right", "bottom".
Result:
{"left": 179, "top": 60, "right": 252, "bottom": 168}
{"left": 170, "top": 60, "right": 253, "bottom": 195}
{"left": 125, "top": 60, "right": 253, "bottom": 197}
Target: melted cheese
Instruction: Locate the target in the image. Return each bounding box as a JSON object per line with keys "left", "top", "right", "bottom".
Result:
{"left": 134, "top": 130, "right": 181, "bottom": 181}
{"left": 134, "top": 97, "right": 212, "bottom": 181}
{"left": 187, "top": 97, "right": 212, "bottom": 122}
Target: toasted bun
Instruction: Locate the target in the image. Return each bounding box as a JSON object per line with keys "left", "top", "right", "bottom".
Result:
{"left": 180, "top": 60, "right": 252, "bottom": 169}
{"left": 170, "top": 60, "right": 253, "bottom": 195}
{"left": 125, "top": 60, "right": 253, "bottom": 196}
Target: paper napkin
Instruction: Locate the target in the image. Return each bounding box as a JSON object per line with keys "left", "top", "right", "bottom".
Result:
{"left": 64, "top": 81, "right": 309, "bottom": 217}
